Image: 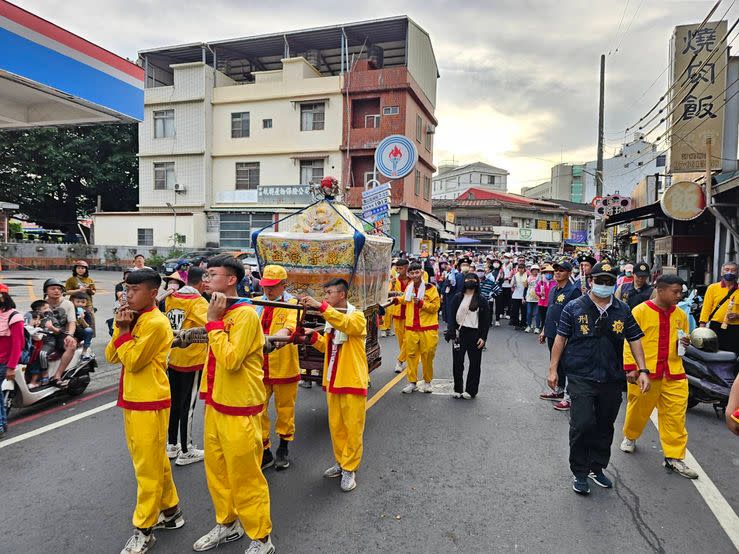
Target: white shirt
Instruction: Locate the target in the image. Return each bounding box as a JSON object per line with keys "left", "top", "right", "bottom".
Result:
{"left": 456, "top": 293, "right": 479, "bottom": 328}
{"left": 511, "top": 273, "right": 528, "bottom": 300}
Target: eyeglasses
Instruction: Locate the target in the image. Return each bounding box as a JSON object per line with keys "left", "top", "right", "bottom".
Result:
{"left": 324, "top": 288, "right": 344, "bottom": 296}
{"left": 203, "top": 272, "right": 230, "bottom": 281}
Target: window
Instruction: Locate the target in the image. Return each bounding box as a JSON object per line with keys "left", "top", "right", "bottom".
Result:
{"left": 219, "top": 213, "right": 274, "bottom": 249}
{"left": 425, "top": 127, "right": 432, "bottom": 151}
{"left": 231, "top": 112, "right": 250, "bottom": 138}
{"left": 423, "top": 176, "right": 431, "bottom": 200}
{"left": 137, "top": 228, "right": 153, "bottom": 246}
{"left": 382, "top": 106, "right": 400, "bottom": 116}
{"left": 416, "top": 115, "right": 422, "bottom": 142}
{"left": 300, "top": 159, "right": 324, "bottom": 185}
{"left": 485, "top": 175, "right": 496, "bottom": 185}
{"left": 365, "top": 114, "right": 381, "bottom": 128}
{"left": 235, "top": 162, "right": 260, "bottom": 190}
{"left": 263, "top": 119, "right": 272, "bottom": 129}
{"left": 656, "top": 154, "right": 666, "bottom": 167}
{"left": 153, "top": 109, "right": 174, "bottom": 138}
{"left": 300, "top": 103, "right": 325, "bottom": 131}
{"left": 415, "top": 170, "right": 421, "bottom": 195}
{"left": 363, "top": 172, "right": 376, "bottom": 186}
{"left": 153, "top": 162, "right": 175, "bottom": 190}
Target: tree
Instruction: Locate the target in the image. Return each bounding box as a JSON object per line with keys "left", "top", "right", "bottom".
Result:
{"left": 0, "top": 124, "right": 138, "bottom": 234}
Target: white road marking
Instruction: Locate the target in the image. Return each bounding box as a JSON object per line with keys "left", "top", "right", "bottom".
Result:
{"left": 649, "top": 411, "right": 739, "bottom": 550}
{"left": 0, "top": 401, "right": 117, "bottom": 449}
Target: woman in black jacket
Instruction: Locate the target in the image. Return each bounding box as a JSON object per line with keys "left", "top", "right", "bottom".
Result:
{"left": 444, "top": 272, "right": 491, "bottom": 399}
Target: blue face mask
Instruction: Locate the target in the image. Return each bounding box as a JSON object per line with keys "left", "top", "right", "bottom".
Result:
{"left": 545, "top": 273, "right": 553, "bottom": 281}
{"left": 724, "top": 272, "right": 737, "bottom": 282}
{"left": 592, "top": 283, "right": 615, "bottom": 298}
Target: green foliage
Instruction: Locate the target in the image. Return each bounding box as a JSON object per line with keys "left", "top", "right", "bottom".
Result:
{"left": 8, "top": 221, "right": 22, "bottom": 237}
{"left": 145, "top": 254, "right": 166, "bottom": 270}
{"left": 0, "top": 124, "right": 138, "bottom": 233}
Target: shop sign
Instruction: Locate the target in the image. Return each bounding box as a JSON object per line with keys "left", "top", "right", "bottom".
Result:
{"left": 660, "top": 181, "right": 706, "bottom": 220}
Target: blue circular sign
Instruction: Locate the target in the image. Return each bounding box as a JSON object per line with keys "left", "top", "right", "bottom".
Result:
{"left": 375, "top": 134, "right": 418, "bottom": 179}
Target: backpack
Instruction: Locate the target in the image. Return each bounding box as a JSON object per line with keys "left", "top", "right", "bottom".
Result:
{"left": 19, "top": 325, "right": 35, "bottom": 365}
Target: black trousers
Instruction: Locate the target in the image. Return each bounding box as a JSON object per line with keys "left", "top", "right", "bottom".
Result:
{"left": 509, "top": 298, "right": 526, "bottom": 327}
{"left": 710, "top": 321, "right": 739, "bottom": 355}
{"left": 538, "top": 306, "right": 548, "bottom": 329}
{"left": 167, "top": 368, "right": 202, "bottom": 452}
{"left": 567, "top": 376, "right": 623, "bottom": 477}
{"left": 495, "top": 288, "right": 511, "bottom": 320}
{"left": 452, "top": 327, "right": 483, "bottom": 397}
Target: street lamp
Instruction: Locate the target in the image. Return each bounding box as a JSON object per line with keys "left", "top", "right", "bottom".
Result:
{"left": 166, "top": 201, "right": 176, "bottom": 248}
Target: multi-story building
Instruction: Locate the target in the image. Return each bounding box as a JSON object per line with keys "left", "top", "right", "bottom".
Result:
{"left": 93, "top": 16, "right": 440, "bottom": 251}
{"left": 432, "top": 161, "right": 509, "bottom": 199}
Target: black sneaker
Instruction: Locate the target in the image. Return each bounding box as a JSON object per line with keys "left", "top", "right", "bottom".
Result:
{"left": 275, "top": 446, "right": 290, "bottom": 470}
{"left": 572, "top": 475, "right": 590, "bottom": 495}
{"left": 588, "top": 471, "right": 613, "bottom": 488}
{"left": 153, "top": 507, "right": 185, "bottom": 530}
{"left": 261, "top": 449, "right": 274, "bottom": 470}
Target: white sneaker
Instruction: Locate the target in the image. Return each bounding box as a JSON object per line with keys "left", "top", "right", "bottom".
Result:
{"left": 524, "top": 326, "right": 531, "bottom": 333}
{"left": 121, "top": 529, "right": 155, "bottom": 554}
{"left": 505, "top": 314, "right": 511, "bottom": 320}
{"left": 380, "top": 330, "right": 388, "bottom": 338}
{"left": 401, "top": 383, "right": 417, "bottom": 394}
{"left": 452, "top": 392, "right": 462, "bottom": 399}
{"left": 340, "top": 470, "right": 357, "bottom": 492}
{"left": 245, "top": 536, "right": 275, "bottom": 554}
{"left": 620, "top": 438, "right": 636, "bottom": 453}
{"left": 494, "top": 321, "right": 501, "bottom": 327}
{"left": 394, "top": 360, "right": 406, "bottom": 374}
{"left": 420, "top": 381, "right": 433, "bottom": 393}
{"left": 462, "top": 392, "right": 472, "bottom": 399}
{"left": 193, "top": 521, "right": 245, "bottom": 552}
{"left": 166, "top": 443, "right": 180, "bottom": 460}
{"left": 175, "top": 447, "right": 204, "bottom": 466}
{"left": 153, "top": 507, "right": 185, "bottom": 530}
{"left": 298, "top": 379, "right": 313, "bottom": 389}
{"left": 664, "top": 458, "right": 699, "bottom": 479}
{"left": 323, "top": 462, "right": 342, "bottom": 478}
{"left": 533, "top": 327, "right": 540, "bottom": 334}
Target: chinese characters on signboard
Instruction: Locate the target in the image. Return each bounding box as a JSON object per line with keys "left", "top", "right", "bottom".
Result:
{"left": 256, "top": 185, "right": 314, "bottom": 205}
{"left": 669, "top": 21, "right": 727, "bottom": 172}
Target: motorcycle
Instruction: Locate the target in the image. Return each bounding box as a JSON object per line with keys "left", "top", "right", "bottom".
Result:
{"left": 683, "top": 344, "right": 738, "bottom": 417}
{"left": 1, "top": 342, "right": 97, "bottom": 419}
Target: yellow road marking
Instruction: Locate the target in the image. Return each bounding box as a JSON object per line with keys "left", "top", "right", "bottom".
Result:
{"left": 366, "top": 369, "right": 407, "bottom": 410}
{"left": 26, "top": 279, "right": 37, "bottom": 301}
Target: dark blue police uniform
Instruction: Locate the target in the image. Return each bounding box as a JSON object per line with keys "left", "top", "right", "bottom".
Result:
{"left": 543, "top": 281, "right": 581, "bottom": 391}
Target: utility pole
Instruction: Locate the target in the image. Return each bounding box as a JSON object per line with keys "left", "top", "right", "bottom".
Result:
{"left": 596, "top": 54, "right": 605, "bottom": 198}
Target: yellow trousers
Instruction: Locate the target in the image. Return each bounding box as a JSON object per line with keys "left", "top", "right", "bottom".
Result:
{"left": 327, "top": 392, "right": 366, "bottom": 472}
{"left": 623, "top": 377, "right": 689, "bottom": 459}
{"left": 380, "top": 312, "right": 393, "bottom": 331}
{"left": 405, "top": 329, "right": 438, "bottom": 384}
{"left": 394, "top": 320, "right": 407, "bottom": 363}
{"left": 203, "top": 406, "right": 272, "bottom": 539}
{"left": 261, "top": 382, "right": 298, "bottom": 449}
{"left": 123, "top": 409, "right": 179, "bottom": 529}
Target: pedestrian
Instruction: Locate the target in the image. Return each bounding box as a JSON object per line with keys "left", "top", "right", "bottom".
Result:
{"left": 538, "top": 261, "right": 581, "bottom": 410}
{"left": 487, "top": 258, "right": 505, "bottom": 326}
{"left": 509, "top": 262, "right": 528, "bottom": 329}
{"left": 0, "top": 283, "right": 23, "bottom": 437}
{"left": 445, "top": 272, "right": 490, "bottom": 399}
{"left": 698, "top": 261, "right": 738, "bottom": 355}
{"left": 615, "top": 262, "right": 654, "bottom": 309}
{"left": 64, "top": 260, "right": 96, "bottom": 331}
{"left": 299, "top": 279, "right": 368, "bottom": 493}
{"left": 573, "top": 254, "right": 596, "bottom": 295}
{"left": 132, "top": 254, "right": 152, "bottom": 270}
{"left": 105, "top": 269, "right": 183, "bottom": 554}
{"left": 194, "top": 255, "right": 274, "bottom": 554}
{"left": 498, "top": 254, "right": 514, "bottom": 320}
{"left": 176, "top": 261, "right": 190, "bottom": 283}
{"left": 524, "top": 264, "right": 541, "bottom": 333}
{"left": 398, "top": 261, "right": 440, "bottom": 394}
{"left": 390, "top": 258, "right": 411, "bottom": 373}
{"left": 163, "top": 277, "right": 209, "bottom": 466}
{"left": 547, "top": 261, "right": 649, "bottom": 495}
{"left": 620, "top": 275, "right": 698, "bottom": 479}
{"left": 534, "top": 264, "right": 555, "bottom": 335}
{"left": 255, "top": 265, "right": 301, "bottom": 471}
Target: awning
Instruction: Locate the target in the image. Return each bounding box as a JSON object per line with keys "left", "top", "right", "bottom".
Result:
{"left": 439, "top": 230, "right": 455, "bottom": 240}
{"left": 289, "top": 152, "right": 331, "bottom": 161}
{"left": 418, "top": 212, "right": 445, "bottom": 232}
{"left": 604, "top": 201, "right": 664, "bottom": 228}
{"left": 446, "top": 236, "right": 481, "bottom": 245}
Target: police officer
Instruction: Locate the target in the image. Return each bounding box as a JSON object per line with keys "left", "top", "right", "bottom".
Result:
{"left": 616, "top": 262, "right": 654, "bottom": 310}
{"left": 547, "top": 261, "right": 649, "bottom": 495}
{"left": 538, "top": 261, "right": 581, "bottom": 410}
{"left": 573, "top": 254, "right": 597, "bottom": 294}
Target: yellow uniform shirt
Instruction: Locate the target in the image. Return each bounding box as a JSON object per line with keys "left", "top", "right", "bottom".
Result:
{"left": 311, "top": 303, "right": 369, "bottom": 396}
{"left": 399, "top": 284, "right": 441, "bottom": 331}
{"left": 623, "top": 300, "right": 688, "bottom": 380}
{"left": 391, "top": 277, "right": 412, "bottom": 323}
{"left": 200, "top": 301, "right": 266, "bottom": 415}
{"left": 699, "top": 282, "right": 739, "bottom": 325}
{"left": 165, "top": 290, "right": 209, "bottom": 372}
{"left": 106, "top": 306, "right": 173, "bottom": 410}
{"left": 257, "top": 295, "right": 300, "bottom": 384}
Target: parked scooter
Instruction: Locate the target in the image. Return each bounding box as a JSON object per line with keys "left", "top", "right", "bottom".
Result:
{"left": 683, "top": 327, "right": 738, "bottom": 417}
{"left": 1, "top": 345, "right": 96, "bottom": 419}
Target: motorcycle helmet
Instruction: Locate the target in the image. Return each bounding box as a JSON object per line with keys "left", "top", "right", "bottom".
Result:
{"left": 42, "top": 278, "right": 66, "bottom": 295}
{"left": 690, "top": 327, "right": 719, "bottom": 352}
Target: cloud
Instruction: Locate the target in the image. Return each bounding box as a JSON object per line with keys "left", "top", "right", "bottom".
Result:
{"left": 14, "top": 0, "right": 726, "bottom": 191}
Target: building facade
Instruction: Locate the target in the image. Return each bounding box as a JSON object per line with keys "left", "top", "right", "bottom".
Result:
{"left": 432, "top": 161, "right": 509, "bottom": 199}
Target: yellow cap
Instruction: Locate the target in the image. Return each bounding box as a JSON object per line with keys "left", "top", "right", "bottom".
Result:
{"left": 259, "top": 264, "right": 287, "bottom": 286}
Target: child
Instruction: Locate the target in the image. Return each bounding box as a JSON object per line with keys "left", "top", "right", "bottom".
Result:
{"left": 70, "top": 292, "right": 94, "bottom": 359}
{"left": 29, "top": 300, "right": 67, "bottom": 383}
{"left": 22, "top": 304, "right": 47, "bottom": 388}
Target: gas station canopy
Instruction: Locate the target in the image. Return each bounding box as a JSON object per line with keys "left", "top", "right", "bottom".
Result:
{"left": 0, "top": 0, "right": 143, "bottom": 129}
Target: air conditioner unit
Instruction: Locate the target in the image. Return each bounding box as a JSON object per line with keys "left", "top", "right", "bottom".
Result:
{"left": 426, "top": 124, "right": 436, "bottom": 134}
{"left": 174, "top": 183, "right": 187, "bottom": 193}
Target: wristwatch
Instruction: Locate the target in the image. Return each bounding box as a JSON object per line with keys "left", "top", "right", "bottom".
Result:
{"left": 638, "top": 369, "right": 650, "bottom": 374}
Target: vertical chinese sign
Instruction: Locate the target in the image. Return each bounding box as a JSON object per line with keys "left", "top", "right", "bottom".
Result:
{"left": 669, "top": 20, "right": 728, "bottom": 172}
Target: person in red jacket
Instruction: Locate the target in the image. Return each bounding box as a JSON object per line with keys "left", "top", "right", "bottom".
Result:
{"left": 0, "top": 283, "right": 24, "bottom": 437}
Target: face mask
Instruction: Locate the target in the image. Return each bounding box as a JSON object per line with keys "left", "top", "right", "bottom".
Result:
{"left": 592, "top": 283, "right": 615, "bottom": 298}
{"left": 625, "top": 271, "right": 633, "bottom": 277}
{"left": 724, "top": 272, "right": 737, "bottom": 282}
{"left": 493, "top": 263, "right": 500, "bottom": 269}
{"left": 464, "top": 281, "right": 478, "bottom": 290}
{"left": 545, "top": 274, "right": 553, "bottom": 281}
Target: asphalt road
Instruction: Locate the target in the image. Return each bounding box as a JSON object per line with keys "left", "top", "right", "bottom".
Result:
{"left": 1, "top": 269, "right": 738, "bottom": 553}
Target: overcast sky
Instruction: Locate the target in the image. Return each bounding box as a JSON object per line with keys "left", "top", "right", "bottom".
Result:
{"left": 16, "top": 0, "right": 729, "bottom": 191}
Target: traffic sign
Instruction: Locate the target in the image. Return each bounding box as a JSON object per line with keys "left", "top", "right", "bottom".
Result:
{"left": 375, "top": 135, "right": 418, "bottom": 179}
{"left": 362, "top": 205, "right": 390, "bottom": 219}
{"left": 361, "top": 190, "right": 390, "bottom": 203}
{"left": 362, "top": 182, "right": 391, "bottom": 198}
{"left": 362, "top": 198, "right": 390, "bottom": 211}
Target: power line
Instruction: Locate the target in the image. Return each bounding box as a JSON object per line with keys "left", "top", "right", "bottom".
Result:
{"left": 612, "top": 0, "right": 645, "bottom": 55}
{"left": 608, "top": 0, "right": 631, "bottom": 55}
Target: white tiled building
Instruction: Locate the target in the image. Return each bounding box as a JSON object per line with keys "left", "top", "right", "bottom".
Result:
{"left": 431, "top": 161, "right": 509, "bottom": 199}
